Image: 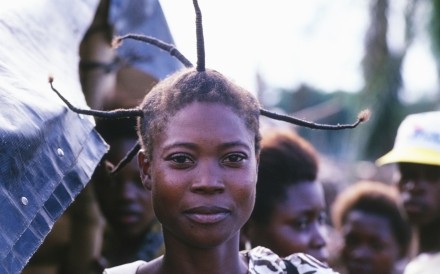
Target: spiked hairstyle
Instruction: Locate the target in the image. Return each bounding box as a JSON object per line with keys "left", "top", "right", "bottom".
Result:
{"left": 50, "top": 0, "right": 370, "bottom": 173}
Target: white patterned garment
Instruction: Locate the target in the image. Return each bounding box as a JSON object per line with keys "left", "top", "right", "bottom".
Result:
{"left": 244, "top": 246, "right": 340, "bottom": 274}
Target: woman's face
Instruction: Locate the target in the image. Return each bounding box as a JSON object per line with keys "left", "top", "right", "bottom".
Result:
{"left": 248, "top": 182, "right": 328, "bottom": 262}
{"left": 138, "top": 102, "right": 258, "bottom": 248}
{"left": 341, "top": 210, "right": 400, "bottom": 274}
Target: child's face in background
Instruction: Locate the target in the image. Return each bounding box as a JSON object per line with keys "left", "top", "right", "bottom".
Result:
{"left": 93, "top": 138, "right": 155, "bottom": 239}
{"left": 341, "top": 210, "right": 400, "bottom": 274}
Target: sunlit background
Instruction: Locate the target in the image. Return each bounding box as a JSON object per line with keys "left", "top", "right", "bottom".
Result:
{"left": 161, "top": 0, "right": 438, "bottom": 103}
{"left": 161, "top": 0, "right": 440, "bottom": 183}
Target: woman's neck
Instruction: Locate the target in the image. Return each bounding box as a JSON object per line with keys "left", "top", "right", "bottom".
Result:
{"left": 139, "top": 232, "right": 248, "bottom": 274}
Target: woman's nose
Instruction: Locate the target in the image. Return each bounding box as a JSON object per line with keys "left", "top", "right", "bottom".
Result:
{"left": 190, "top": 161, "right": 225, "bottom": 194}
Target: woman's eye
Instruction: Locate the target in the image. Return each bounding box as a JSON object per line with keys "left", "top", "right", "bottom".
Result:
{"left": 166, "top": 153, "right": 194, "bottom": 167}
{"left": 223, "top": 153, "right": 247, "bottom": 165}
{"left": 172, "top": 155, "right": 190, "bottom": 163}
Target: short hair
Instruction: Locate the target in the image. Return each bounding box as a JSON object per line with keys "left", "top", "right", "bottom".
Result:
{"left": 137, "top": 68, "right": 261, "bottom": 160}
{"left": 251, "top": 128, "right": 319, "bottom": 224}
{"left": 331, "top": 181, "right": 411, "bottom": 254}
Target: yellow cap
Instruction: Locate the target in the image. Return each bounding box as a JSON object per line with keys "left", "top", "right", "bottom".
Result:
{"left": 376, "top": 111, "right": 440, "bottom": 166}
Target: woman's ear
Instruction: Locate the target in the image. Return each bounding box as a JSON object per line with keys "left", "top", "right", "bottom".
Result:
{"left": 138, "top": 149, "right": 152, "bottom": 190}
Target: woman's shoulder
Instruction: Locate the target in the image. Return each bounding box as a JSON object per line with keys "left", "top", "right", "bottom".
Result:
{"left": 242, "top": 246, "right": 340, "bottom": 274}
{"left": 103, "top": 260, "right": 147, "bottom": 274}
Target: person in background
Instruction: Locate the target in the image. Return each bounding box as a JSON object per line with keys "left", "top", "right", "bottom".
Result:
{"left": 331, "top": 180, "right": 411, "bottom": 274}
{"left": 376, "top": 111, "right": 440, "bottom": 274}
{"left": 91, "top": 117, "right": 164, "bottom": 271}
{"left": 241, "top": 128, "right": 329, "bottom": 263}
{"left": 22, "top": 0, "right": 179, "bottom": 272}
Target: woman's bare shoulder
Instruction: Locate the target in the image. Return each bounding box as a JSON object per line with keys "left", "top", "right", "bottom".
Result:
{"left": 103, "top": 257, "right": 163, "bottom": 274}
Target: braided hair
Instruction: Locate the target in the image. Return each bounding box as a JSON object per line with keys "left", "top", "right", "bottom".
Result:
{"left": 49, "top": 0, "right": 369, "bottom": 173}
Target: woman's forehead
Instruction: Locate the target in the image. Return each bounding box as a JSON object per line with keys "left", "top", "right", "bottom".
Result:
{"left": 156, "top": 102, "right": 254, "bottom": 146}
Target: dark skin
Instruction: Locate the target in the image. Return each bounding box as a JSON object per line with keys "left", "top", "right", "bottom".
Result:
{"left": 93, "top": 138, "right": 156, "bottom": 264}
{"left": 341, "top": 210, "right": 401, "bottom": 274}
{"left": 398, "top": 162, "right": 440, "bottom": 253}
{"left": 137, "top": 102, "right": 259, "bottom": 274}
{"left": 245, "top": 182, "right": 328, "bottom": 262}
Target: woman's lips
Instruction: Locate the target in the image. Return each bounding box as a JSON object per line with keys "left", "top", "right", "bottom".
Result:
{"left": 184, "top": 206, "right": 231, "bottom": 224}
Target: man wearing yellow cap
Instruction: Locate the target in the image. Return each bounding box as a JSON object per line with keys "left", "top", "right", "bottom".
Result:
{"left": 377, "top": 111, "right": 440, "bottom": 274}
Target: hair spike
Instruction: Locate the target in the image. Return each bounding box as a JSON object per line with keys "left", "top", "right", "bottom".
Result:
{"left": 111, "top": 36, "right": 123, "bottom": 49}
{"left": 260, "top": 108, "right": 368, "bottom": 130}
{"left": 193, "top": 0, "right": 205, "bottom": 71}
{"left": 110, "top": 141, "right": 141, "bottom": 174}
{"left": 50, "top": 78, "right": 143, "bottom": 118}
{"left": 357, "top": 109, "right": 371, "bottom": 122}
{"left": 112, "top": 34, "right": 193, "bottom": 68}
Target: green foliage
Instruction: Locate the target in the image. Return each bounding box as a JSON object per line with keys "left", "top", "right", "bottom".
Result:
{"left": 429, "top": 0, "right": 440, "bottom": 57}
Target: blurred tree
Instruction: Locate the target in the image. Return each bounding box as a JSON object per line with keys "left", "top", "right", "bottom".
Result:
{"left": 430, "top": 0, "right": 440, "bottom": 79}
{"left": 261, "top": 0, "right": 439, "bottom": 165}
{"left": 352, "top": 0, "right": 405, "bottom": 161}
{"left": 356, "top": 0, "right": 440, "bottom": 161}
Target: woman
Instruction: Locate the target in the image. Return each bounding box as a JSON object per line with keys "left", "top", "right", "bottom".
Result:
{"left": 241, "top": 128, "right": 329, "bottom": 263}
{"left": 49, "top": 1, "right": 366, "bottom": 272}
{"left": 102, "top": 67, "right": 336, "bottom": 273}
{"left": 331, "top": 181, "right": 411, "bottom": 274}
